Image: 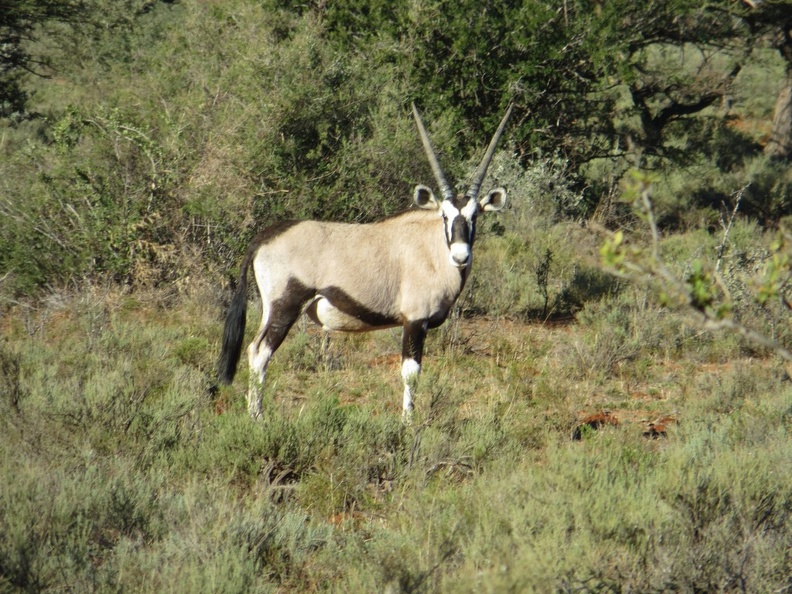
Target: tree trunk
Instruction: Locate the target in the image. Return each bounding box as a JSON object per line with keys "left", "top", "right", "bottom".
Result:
{"left": 765, "top": 22, "right": 792, "bottom": 161}
{"left": 764, "top": 77, "right": 792, "bottom": 160}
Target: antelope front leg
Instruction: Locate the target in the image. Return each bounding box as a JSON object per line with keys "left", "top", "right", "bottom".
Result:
{"left": 401, "top": 320, "right": 428, "bottom": 422}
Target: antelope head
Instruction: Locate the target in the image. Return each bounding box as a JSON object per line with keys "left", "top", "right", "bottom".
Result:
{"left": 412, "top": 103, "right": 513, "bottom": 268}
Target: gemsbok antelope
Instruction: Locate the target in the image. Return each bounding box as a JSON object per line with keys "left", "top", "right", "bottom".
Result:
{"left": 218, "top": 103, "right": 513, "bottom": 419}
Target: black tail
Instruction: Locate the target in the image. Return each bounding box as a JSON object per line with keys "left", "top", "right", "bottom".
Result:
{"left": 218, "top": 257, "right": 251, "bottom": 385}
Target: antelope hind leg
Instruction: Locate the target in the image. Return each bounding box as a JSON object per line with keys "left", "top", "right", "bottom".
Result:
{"left": 247, "top": 332, "right": 272, "bottom": 419}
{"left": 246, "top": 296, "right": 308, "bottom": 419}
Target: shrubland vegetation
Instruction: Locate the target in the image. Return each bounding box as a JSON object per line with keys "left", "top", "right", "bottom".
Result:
{"left": 2, "top": 0, "right": 792, "bottom": 591}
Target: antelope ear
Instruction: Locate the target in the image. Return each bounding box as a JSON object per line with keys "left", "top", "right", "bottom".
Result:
{"left": 414, "top": 184, "right": 440, "bottom": 210}
{"left": 479, "top": 187, "right": 507, "bottom": 212}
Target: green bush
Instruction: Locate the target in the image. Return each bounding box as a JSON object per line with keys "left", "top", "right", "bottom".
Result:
{"left": 2, "top": 282, "right": 792, "bottom": 592}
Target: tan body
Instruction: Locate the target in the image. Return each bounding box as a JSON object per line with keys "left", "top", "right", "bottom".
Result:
{"left": 257, "top": 210, "right": 465, "bottom": 334}
{"left": 218, "top": 103, "right": 513, "bottom": 419}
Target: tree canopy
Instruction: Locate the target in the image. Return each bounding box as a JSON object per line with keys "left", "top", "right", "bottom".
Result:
{"left": 1, "top": 0, "right": 790, "bottom": 295}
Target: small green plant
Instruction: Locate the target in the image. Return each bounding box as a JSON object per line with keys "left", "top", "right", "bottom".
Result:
{"left": 535, "top": 248, "right": 553, "bottom": 318}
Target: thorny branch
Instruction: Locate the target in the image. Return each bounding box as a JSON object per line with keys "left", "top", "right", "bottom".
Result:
{"left": 598, "top": 181, "right": 792, "bottom": 363}
{"left": 715, "top": 185, "right": 747, "bottom": 273}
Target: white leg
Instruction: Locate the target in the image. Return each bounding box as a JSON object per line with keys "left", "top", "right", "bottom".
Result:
{"left": 400, "top": 320, "right": 427, "bottom": 423}
{"left": 401, "top": 358, "right": 421, "bottom": 422}
{"left": 320, "top": 331, "right": 332, "bottom": 372}
{"left": 247, "top": 341, "right": 272, "bottom": 419}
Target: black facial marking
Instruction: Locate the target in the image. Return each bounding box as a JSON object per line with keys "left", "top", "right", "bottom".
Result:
{"left": 315, "top": 286, "right": 401, "bottom": 328}
{"left": 450, "top": 215, "right": 469, "bottom": 245}
{"left": 443, "top": 194, "right": 477, "bottom": 249}
{"left": 451, "top": 194, "right": 472, "bottom": 210}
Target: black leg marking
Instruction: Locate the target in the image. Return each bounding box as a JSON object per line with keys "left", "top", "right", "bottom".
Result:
{"left": 262, "top": 277, "right": 315, "bottom": 353}
{"left": 247, "top": 277, "right": 315, "bottom": 418}
{"left": 401, "top": 320, "right": 428, "bottom": 418}
{"left": 402, "top": 320, "right": 428, "bottom": 365}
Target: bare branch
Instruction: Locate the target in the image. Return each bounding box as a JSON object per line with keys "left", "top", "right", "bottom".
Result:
{"left": 716, "top": 185, "right": 747, "bottom": 273}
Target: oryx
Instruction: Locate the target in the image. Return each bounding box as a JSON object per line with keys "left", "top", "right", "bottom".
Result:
{"left": 218, "top": 103, "right": 513, "bottom": 419}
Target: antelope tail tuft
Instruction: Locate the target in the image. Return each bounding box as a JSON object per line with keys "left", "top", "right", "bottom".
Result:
{"left": 218, "top": 267, "right": 249, "bottom": 385}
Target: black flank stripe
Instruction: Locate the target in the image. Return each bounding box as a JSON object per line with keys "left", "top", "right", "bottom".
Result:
{"left": 320, "top": 286, "right": 400, "bottom": 327}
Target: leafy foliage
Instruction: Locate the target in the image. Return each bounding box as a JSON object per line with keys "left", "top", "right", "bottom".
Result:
{"left": 1, "top": 0, "right": 791, "bottom": 296}
{"left": 0, "top": 0, "right": 88, "bottom": 117}
{"left": 600, "top": 171, "right": 792, "bottom": 360}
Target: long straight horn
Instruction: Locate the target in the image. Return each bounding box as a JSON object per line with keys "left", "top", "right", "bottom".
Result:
{"left": 412, "top": 103, "right": 454, "bottom": 201}
{"left": 468, "top": 103, "right": 514, "bottom": 200}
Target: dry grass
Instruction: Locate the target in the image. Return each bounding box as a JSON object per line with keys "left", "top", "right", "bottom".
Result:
{"left": 1, "top": 285, "right": 791, "bottom": 592}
